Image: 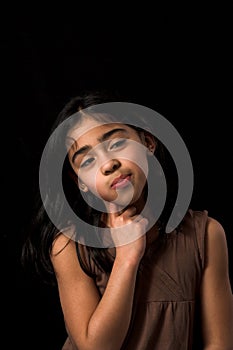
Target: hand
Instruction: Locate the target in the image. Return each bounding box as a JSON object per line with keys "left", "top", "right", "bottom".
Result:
{"left": 108, "top": 203, "right": 148, "bottom": 266}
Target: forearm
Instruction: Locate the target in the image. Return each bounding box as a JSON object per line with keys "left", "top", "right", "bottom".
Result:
{"left": 86, "top": 258, "right": 139, "bottom": 350}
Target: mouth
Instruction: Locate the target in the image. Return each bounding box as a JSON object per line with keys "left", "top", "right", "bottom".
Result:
{"left": 111, "top": 174, "right": 132, "bottom": 189}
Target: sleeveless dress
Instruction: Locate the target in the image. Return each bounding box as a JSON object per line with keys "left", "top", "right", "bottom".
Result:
{"left": 62, "top": 209, "right": 208, "bottom": 350}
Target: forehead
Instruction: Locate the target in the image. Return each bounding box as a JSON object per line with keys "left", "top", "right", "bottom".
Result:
{"left": 67, "top": 117, "right": 108, "bottom": 140}
{"left": 66, "top": 117, "right": 130, "bottom": 147}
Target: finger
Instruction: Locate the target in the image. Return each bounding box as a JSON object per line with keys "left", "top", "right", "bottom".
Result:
{"left": 120, "top": 214, "right": 148, "bottom": 227}
{"left": 137, "top": 217, "right": 149, "bottom": 227}
{"left": 122, "top": 206, "right": 137, "bottom": 218}
{"left": 130, "top": 215, "right": 149, "bottom": 226}
{"left": 130, "top": 214, "right": 144, "bottom": 222}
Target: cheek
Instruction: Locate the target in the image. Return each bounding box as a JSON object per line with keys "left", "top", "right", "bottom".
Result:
{"left": 78, "top": 171, "right": 98, "bottom": 196}
{"left": 128, "top": 156, "right": 148, "bottom": 181}
{"left": 121, "top": 146, "right": 149, "bottom": 176}
{"left": 78, "top": 167, "right": 105, "bottom": 199}
{"left": 138, "top": 167, "right": 147, "bottom": 183}
{"left": 95, "top": 175, "right": 117, "bottom": 200}
{"left": 133, "top": 166, "right": 147, "bottom": 193}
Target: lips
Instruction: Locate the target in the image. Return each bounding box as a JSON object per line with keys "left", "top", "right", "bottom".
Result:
{"left": 111, "top": 174, "right": 131, "bottom": 189}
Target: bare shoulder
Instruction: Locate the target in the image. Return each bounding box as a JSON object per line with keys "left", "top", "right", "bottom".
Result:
{"left": 51, "top": 231, "right": 75, "bottom": 257}
{"left": 205, "top": 216, "right": 227, "bottom": 247}
{"left": 50, "top": 231, "right": 90, "bottom": 283}
{"left": 206, "top": 216, "right": 226, "bottom": 238}
{"left": 204, "top": 216, "right": 230, "bottom": 275}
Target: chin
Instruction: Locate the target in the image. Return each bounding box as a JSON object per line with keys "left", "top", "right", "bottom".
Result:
{"left": 115, "top": 192, "right": 143, "bottom": 208}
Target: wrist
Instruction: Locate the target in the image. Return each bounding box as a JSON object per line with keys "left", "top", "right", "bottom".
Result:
{"left": 114, "top": 254, "right": 141, "bottom": 270}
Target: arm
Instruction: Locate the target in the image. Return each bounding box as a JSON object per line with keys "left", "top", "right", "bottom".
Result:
{"left": 200, "top": 217, "right": 233, "bottom": 350}
{"left": 51, "top": 208, "right": 147, "bottom": 350}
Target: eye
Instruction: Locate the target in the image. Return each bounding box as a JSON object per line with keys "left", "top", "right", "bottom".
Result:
{"left": 80, "top": 157, "right": 95, "bottom": 168}
{"left": 109, "top": 138, "right": 127, "bottom": 150}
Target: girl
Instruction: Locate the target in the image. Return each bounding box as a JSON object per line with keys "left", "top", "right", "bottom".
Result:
{"left": 22, "top": 91, "right": 233, "bottom": 350}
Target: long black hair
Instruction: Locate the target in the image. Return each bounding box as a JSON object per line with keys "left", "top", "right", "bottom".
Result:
{"left": 21, "top": 89, "right": 178, "bottom": 285}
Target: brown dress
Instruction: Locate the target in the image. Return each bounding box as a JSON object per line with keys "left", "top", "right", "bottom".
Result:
{"left": 62, "top": 209, "right": 208, "bottom": 350}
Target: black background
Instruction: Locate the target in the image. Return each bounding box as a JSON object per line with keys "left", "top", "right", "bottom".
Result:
{"left": 6, "top": 6, "right": 232, "bottom": 349}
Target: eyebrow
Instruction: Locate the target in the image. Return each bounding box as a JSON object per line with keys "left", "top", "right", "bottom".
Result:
{"left": 71, "top": 128, "right": 127, "bottom": 163}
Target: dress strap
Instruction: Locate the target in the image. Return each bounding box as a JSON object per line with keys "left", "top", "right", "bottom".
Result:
{"left": 192, "top": 210, "right": 208, "bottom": 269}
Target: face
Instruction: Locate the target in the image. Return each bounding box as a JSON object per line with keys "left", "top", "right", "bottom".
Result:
{"left": 66, "top": 118, "right": 156, "bottom": 209}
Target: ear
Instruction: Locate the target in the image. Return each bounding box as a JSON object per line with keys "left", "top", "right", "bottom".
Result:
{"left": 69, "top": 168, "right": 89, "bottom": 192}
{"left": 78, "top": 181, "right": 89, "bottom": 192}
{"left": 142, "top": 132, "right": 157, "bottom": 156}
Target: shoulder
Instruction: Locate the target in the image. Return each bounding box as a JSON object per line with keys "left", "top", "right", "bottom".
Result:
{"left": 181, "top": 210, "right": 227, "bottom": 269}
{"left": 187, "top": 210, "right": 225, "bottom": 238}
{"left": 50, "top": 231, "right": 91, "bottom": 283}
{"left": 206, "top": 216, "right": 227, "bottom": 249}
{"left": 204, "top": 216, "right": 229, "bottom": 270}
{"left": 183, "top": 209, "right": 225, "bottom": 245}
{"left": 206, "top": 216, "right": 225, "bottom": 236}
{"left": 51, "top": 233, "right": 78, "bottom": 275}
{"left": 200, "top": 217, "right": 233, "bottom": 348}
{"left": 50, "top": 230, "right": 96, "bottom": 285}
{"left": 51, "top": 231, "right": 75, "bottom": 257}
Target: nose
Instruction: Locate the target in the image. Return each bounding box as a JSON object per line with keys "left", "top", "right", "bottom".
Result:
{"left": 101, "top": 158, "right": 121, "bottom": 175}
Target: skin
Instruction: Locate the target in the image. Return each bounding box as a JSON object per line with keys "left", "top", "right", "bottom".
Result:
{"left": 66, "top": 120, "right": 154, "bottom": 209}
{"left": 51, "top": 119, "right": 233, "bottom": 350}
{"left": 199, "top": 218, "right": 233, "bottom": 349}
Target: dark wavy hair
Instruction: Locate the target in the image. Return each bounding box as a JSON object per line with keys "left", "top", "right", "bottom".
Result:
{"left": 21, "top": 89, "right": 178, "bottom": 285}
